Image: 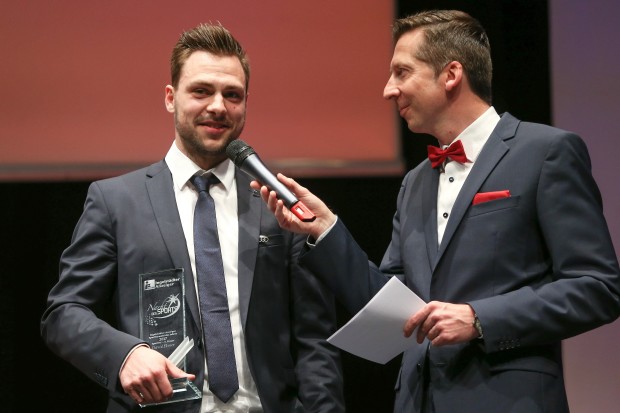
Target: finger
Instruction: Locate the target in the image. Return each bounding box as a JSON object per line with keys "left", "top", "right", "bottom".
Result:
{"left": 249, "top": 180, "right": 261, "bottom": 191}
{"left": 405, "top": 320, "right": 419, "bottom": 338}
{"left": 427, "top": 324, "right": 439, "bottom": 342}
{"left": 404, "top": 306, "right": 430, "bottom": 338}
{"left": 278, "top": 174, "right": 306, "bottom": 197}
{"left": 139, "top": 381, "right": 160, "bottom": 403}
{"left": 430, "top": 326, "right": 453, "bottom": 347}
{"left": 274, "top": 199, "right": 288, "bottom": 224}
{"left": 128, "top": 388, "right": 145, "bottom": 404}
{"left": 416, "top": 321, "right": 428, "bottom": 344}
{"left": 276, "top": 172, "right": 294, "bottom": 188}
{"left": 164, "top": 359, "right": 196, "bottom": 381}
{"left": 152, "top": 374, "right": 173, "bottom": 401}
{"left": 403, "top": 317, "right": 417, "bottom": 337}
{"left": 417, "top": 311, "right": 436, "bottom": 343}
{"left": 145, "top": 373, "right": 176, "bottom": 403}
{"left": 267, "top": 189, "right": 279, "bottom": 209}
{"left": 258, "top": 186, "right": 270, "bottom": 203}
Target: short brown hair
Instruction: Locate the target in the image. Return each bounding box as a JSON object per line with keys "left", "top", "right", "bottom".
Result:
{"left": 393, "top": 10, "right": 492, "bottom": 104}
{"left": 170, "top": 23, "right": 250, "bottom": 89}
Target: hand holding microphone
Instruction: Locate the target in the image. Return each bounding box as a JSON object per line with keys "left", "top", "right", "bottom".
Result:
{"left": 226, "top": 139, "right": 316, "bottom": 222}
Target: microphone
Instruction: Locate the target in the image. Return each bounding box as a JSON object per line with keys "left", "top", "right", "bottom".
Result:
{"left": 226, "top": 139, "right": 316, "bottom": 222}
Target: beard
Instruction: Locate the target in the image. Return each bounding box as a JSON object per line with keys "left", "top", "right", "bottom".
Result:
{"left": 174, "top": 111, "right": 242, "bottom": 162}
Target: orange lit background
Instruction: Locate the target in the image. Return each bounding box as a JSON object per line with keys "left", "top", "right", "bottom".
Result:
{"left": 0, "top": 1, "right": 398, "bottom": 180}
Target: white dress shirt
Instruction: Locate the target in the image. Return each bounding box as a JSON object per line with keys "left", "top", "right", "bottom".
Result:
{"left": 436, "top": 106, "right": 500, "bottom": 244}
{"left": 313, "top": 107, "right": 501, "bottom": 250}
{"left": 165, "top": 141, "right": 262, "bottom": 413}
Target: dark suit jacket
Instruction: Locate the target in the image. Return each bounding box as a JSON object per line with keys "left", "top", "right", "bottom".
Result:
{"left": 41, "top": 161, "right": 344, "bottom": 413}
{"left": 300, "top": 113, "right": 620, "bottom": 413}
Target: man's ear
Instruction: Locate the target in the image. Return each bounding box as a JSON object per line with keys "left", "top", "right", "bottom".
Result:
{"left": 443, "top": 61, "right": 463, "bottom": 92}
{"left": 164, "top": 85, "right": 175, "bottom": 113}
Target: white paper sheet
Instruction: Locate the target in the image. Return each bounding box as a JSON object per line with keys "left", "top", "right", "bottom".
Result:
{"left": 327, "top": 277, "right": 426, "bottom": 364}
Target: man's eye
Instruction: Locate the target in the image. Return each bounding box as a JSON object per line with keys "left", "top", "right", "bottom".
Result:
{"left": 225, "top": 92, "right": 243, "bottom": 101}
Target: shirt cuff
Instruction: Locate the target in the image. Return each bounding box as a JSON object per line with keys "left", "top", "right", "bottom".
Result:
{"left": 306, "top": 216, "right": 338, "bottom": 247}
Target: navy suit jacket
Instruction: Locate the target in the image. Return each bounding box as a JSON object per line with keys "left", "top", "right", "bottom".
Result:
{"left": 41, "top": 161, "right": 344, "bottom": 413}
{"left": 300, "top": 113, "right": 620, "bottom": 413}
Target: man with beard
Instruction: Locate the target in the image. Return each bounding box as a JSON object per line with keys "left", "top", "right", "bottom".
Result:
{"left": 41, "top": 23, "right": 344, "bottom": 413}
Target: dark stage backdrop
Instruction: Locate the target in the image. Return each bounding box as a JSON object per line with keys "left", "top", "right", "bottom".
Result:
{"left": 1, "top": 1, "right": 619, "bottom": 412}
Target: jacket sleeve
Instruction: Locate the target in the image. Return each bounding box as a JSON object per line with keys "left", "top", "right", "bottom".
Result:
{"left": 290, "top": 231, "right": 346, "bottom": 413}
{"left": 470, "top": 130, "right": 620, "bottom": 352}
{"left": 40, "top": 181, "right": 145, "bottom": 392}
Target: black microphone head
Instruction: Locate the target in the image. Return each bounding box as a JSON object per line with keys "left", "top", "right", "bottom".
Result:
{"left": 226, "top": 139, "right": 256, "bottom": 166}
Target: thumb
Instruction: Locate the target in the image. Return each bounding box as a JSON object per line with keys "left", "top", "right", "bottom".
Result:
{"left": 165, "top": 359, "right": 196, "bottom": 381}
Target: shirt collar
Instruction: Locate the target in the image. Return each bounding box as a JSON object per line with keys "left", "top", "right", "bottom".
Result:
{"left": 165, "top": 141, "right": 235, "bottom": 192}
{"left": 445, "top": 106, "right": 500, "bottom": 163}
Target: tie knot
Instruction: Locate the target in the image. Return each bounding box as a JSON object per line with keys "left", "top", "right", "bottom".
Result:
{"left": 191, "top": 173, "right": 220, "bottom": 192}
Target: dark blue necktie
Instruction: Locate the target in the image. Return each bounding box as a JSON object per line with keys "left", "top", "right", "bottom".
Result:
{"left": 192, "top": 174, "right": 239, "bottom": 403}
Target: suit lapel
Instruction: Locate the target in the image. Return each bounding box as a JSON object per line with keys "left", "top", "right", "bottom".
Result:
{"left": 145, "top": 161, "right": 201, "bottom": 331}
{"left": 235, "top": 169, "right": 260, "bottom": 330}
{"left": 434, "top": 114, "right": 518, "bottom": 268}
{"left": 421, "top": 165, "right": 440, "bottom": 268}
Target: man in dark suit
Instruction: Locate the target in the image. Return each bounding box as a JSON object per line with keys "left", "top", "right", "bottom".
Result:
{"left": 40, "top": 23, "right": 344, "bottom": 413}
{"left": 252, "top": 10, "right": 620, "bottom": 413}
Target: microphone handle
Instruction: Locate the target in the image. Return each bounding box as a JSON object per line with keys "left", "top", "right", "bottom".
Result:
{"left": 242, "top": 155, "right": 316, "bottom": 222}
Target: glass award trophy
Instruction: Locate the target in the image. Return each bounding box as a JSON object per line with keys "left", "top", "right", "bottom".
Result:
{"left": 138, "top": 268, "right": 201, "bottom": 406}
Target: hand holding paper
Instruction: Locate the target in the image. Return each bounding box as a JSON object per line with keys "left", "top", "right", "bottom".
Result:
{"left": 327, "top": 277, "right": 426, "bottom": 364}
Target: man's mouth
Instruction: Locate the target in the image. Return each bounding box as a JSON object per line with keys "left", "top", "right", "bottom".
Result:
{"left": 197, "top": 120, "right": 229, "bottom": 131}
{"left": 398, "top": 105, "right": 409, "bottom": 117}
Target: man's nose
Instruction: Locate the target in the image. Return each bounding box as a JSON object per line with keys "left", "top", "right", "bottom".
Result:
{"left": 383, "top": 78, "right": 399, "bottom": 100}
{"left": 206, "top": 93, "right": 226, "bottom": 113}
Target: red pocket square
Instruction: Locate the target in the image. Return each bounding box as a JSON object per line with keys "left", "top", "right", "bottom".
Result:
{"left": 472, "top": 190, "right": 511, "bottom": 205}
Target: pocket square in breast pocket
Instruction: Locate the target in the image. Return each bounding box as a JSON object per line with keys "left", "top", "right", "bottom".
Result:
{"left": 472, "top": 190, "right": 511, "bottom": 205}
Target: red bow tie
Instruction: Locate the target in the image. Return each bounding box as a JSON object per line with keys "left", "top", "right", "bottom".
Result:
{"left": 427, "top": 140, "right": 469, "bottom": 169}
